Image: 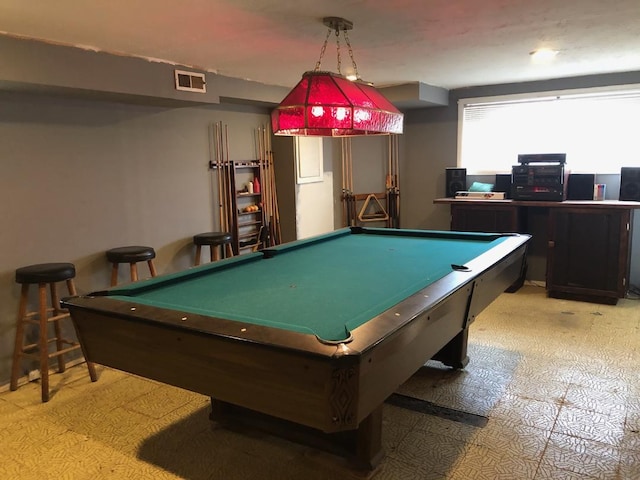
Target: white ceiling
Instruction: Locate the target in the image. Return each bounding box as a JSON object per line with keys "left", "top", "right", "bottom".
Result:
{"left": 1, "top": 0, "right": 639, "bottom": 91}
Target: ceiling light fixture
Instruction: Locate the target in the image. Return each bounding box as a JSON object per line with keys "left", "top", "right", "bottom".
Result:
{"left": 530, "top": 48, "right": 559, "bottom": 62}
{"left": 271, "top": 17, "right": 404, "bottom": 137}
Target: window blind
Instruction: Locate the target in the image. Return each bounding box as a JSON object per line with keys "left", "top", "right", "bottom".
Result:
{"left": 459, "top": 87, "right": 640, "bottom": 174}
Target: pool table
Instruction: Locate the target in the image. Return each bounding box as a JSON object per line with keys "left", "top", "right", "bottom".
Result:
{"left": 64, "top": 227, "right": 530, "bottom": 470}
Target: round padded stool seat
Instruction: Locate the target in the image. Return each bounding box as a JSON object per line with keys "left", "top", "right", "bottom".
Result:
{"left": 15, "top": 263, "right": 76, "bottom": 284}
{"left": 106, "top": 246, "right": 156, "bottom": 263}
{"left": 106, "top": 246, "right": 157, "bottom": 286}
{"left": 193, "top": 232, "right": 233, "bottom": 265}
{"left": 193, "top": 232, "right": 232, "bottom": 246}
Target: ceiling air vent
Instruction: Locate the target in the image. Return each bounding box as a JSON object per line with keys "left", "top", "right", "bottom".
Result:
{"left": 174, "top": 70, "right": 206, "bottom": 93}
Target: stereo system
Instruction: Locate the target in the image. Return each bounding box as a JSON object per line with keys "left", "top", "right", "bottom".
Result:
{"left": 445, "top": 167, "right": 466, "bottom": 198}
{"left": 446, "top": 162, "right": 640, "bottom": 203}
{"left": 619, "top": 167, "right": 640, "bottom": 201}
{"left": 511, "top": 153, "right": 569, "bottom": 201}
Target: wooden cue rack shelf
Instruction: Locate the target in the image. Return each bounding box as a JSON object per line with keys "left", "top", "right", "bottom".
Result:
{"left": 231, "top": 160, "right": 265, "bottom": 253}
{"left": 209, "top": 123, "right": 280, "bottom": 255}
{"left": 209, "top": 159, "right": 269, "bottom": 255}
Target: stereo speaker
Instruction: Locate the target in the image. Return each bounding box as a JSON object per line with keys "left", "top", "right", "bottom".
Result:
{"left": 445, "top": 168, "right": 466, "bottom": 197}
{"left": 567, "top": 173, "right": 595, "bottom": 200}
{"left": 494, "top": 174, "right": 512, "bottom": 199}
{"left": 619, "top": 167, "right": 640, "bottom": 201}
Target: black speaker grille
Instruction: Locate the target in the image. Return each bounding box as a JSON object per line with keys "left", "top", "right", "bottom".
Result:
{"left": 620, "top": 167, "right": 640, "bottom": 201}
{"left": 446, "top": 168, "right": 466, "bottom": 197}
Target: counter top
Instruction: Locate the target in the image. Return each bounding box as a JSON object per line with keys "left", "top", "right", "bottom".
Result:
{"left": 433, "top": 198, "right": 640, "bottom": 209}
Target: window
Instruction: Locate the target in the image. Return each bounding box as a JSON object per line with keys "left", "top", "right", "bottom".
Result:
{"left": 458, "top": 85, "right": 640, "bottom": 174}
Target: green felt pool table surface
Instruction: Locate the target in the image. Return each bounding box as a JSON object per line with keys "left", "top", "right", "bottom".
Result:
{"left": 107, "top": 227, "right": 514, "bottom": 342}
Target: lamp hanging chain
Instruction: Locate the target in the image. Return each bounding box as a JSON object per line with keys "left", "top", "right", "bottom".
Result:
{"left": 343, "top": 29, "right": 360, "bottom": 80}
{"left": 335, "top": 28, "right": 342, "bottom": 75}
{"left": 314, "top": 28, "right": 333, "bottom": 71}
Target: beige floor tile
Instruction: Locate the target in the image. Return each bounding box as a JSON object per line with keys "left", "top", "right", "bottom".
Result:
{"left": 373, "top": 456, "right": 452, "bottom": 480}
{"left": 554, "top": 405, "right": 626, "bottom": 446}
{"left": 490, "top": 393, "right": 560, "bottom": 431}
{"left": 387, "top": 428, "right": 467, "bottom": 474}
{"left": 540, "top": 432, "right": 621, "bottom": 479}
{"left": 124, "top": 383, "right": 203, "bottom": 419}
{"left": 471, "top": 417, "right": 551, "bottom": 460}
{"left": 618, "top": 449, "right": 640, "bottom": 480}
{"left": 450, "top": 443, "right": 539, "bottom": 480}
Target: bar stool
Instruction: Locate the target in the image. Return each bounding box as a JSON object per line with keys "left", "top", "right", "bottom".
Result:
{"left": 10, "top": 262, "right": 97, "bottom": 402}
{"left": 193, "top": 232, "right": 234, "bottom": 266}
{"left": 106, "top": 246, "right": 157, "bottom": 286}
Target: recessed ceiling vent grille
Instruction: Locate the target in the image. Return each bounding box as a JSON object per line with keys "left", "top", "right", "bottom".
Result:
{"left": 174, "top": 70, "right": 206, "bottom": 93}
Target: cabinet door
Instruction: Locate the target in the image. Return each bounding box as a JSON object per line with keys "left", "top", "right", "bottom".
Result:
{"left": 451, "top": 204, "right": 520, "bottom": 233}
{"left": 547, "top": 208, "right": 630, "bottom": 302}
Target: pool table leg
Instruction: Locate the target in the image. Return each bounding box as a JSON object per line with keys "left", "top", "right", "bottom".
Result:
{"left": 432, "top": 327, "right": 469, "bottom": 369}
{"left": 350, "top": 404, "right": 384, "bottom": 470}
{"left": 208, "top": 399, "right": 384, "bottom": 471}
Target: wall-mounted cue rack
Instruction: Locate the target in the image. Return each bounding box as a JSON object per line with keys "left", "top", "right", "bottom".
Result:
{"left": 209, "top": 122, "right": 281, "bottom": 255}
{"left": 341, "top": 135, "right": 400, "bottom": 228}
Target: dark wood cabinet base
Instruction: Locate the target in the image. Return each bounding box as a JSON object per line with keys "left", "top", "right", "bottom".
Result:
{"left": 436, "top": 199, "right": 639, "bottom": 303}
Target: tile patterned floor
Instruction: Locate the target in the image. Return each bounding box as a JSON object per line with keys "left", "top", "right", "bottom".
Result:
{"left": 1, "top": 285, "right": 639, "bottom": 479}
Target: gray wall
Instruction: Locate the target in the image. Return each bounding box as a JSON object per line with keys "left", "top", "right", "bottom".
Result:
{"left": 0, "top": 90, "right": 270, "bottom": 385}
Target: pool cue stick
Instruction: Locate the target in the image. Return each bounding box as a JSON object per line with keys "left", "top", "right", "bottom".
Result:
{"left": 210, "top": 123, "right": 224, "bottom": 231}
{"left": 266, "top": 128, "right": 280, "bottom": 245}
{"left": 386, "top": 135, "right": 392, "bottom": 227}
{"left": 341, "top": 138, "right": 347, "bottom": 227}
{"left": 391, "top": 134, "right": 397, "bottom": 227}
{"left": 258, "top": 126, "right": 270, "bottom": 246}
{"left": 215, "top": 122, "right": 228, "bottom": 232}
{"left": 224, "top": 124, "right": 235, "bottom": 247}
{"left": 260, "top": 127, "right": 272, "bottom": 247}
{"left": 342, "top": 138, "right": 351, "bottom": 227}
{"left": 263, "top": 128, "right": 273, "bottom": 246}
{"left": 348, "top": 139, "right": 356, "bottom": 226}
{"left": 264, "top": 128, "right": 280, "bottom": 245}
{"left": 394, "top": 134, "right": 400, "bottom": 227}
{"left": 345, "top": 138, "right": 352, "bottom": 226}
{"left": 344, "top": 138, "right": 351, "bottom": 226}
{"left": 218, "top": 122, "right": 229, "bottom": 232}
{"left": 221, "top": 123, "right": 231, "bottom": 233}
{"left": 261, "top": 127, "right": 271, "bottom": 246}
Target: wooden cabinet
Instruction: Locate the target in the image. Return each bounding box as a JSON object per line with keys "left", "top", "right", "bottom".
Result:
{"left": 547, "top": 207, "right": 632, "bottom": 304}
{"left": 436, "top": 198, "right": 639, "bottom": 304}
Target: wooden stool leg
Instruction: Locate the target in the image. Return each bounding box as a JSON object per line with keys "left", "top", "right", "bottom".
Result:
{"left": 147, "top": 259, "right": 157, "bottom": 278}
{"left": 67, "top": 279, "right": 77, "bottom": 297}
{"left": 10, "top": 284, "right": 30, "bottom": 391}
{"left": 211, "top": 245, "right": 221, "bottom": 262}
{"left": 66, "top": 279, "right": 98, "bottom": 382}
{"left": 225, "top": 243, "right": 234, "bottom": 258}
{"left": 49, "top": 282, "right": 66, "bottom": 373}
{"left": 130, "top": 263, "right": 139, "bottom": 282}
{"left": 195, "top": 245, "right": 202, "bottom": 266}
{"left": 38, "top": 283, "right": 50, "bottom": 402}
{"left": 110, "top": 263, "right": 119, "bottom": 286}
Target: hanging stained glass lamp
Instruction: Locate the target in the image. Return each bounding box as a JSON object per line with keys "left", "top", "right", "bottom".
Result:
{"left": 271, "top": 17, "right": 403, "bottom": 137}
